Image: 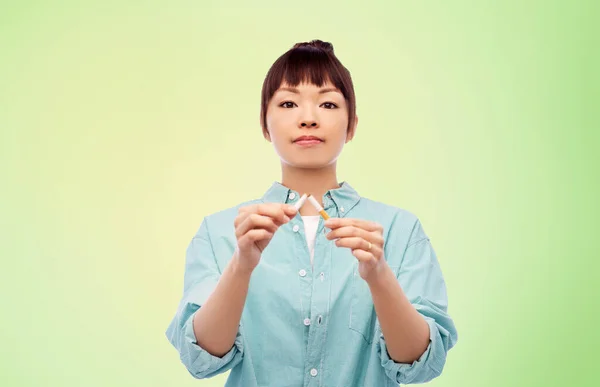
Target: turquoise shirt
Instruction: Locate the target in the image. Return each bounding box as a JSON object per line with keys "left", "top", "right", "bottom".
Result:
{"left": 166, "top": 181, "right": 457, "bottom": 386}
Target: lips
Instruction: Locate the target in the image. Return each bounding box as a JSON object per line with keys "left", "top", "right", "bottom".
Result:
{"left": 293, "top": 137, "right": 323, "bottom": 148}
{"left": 293, "top": 136, "right": 323, "bottom": 143}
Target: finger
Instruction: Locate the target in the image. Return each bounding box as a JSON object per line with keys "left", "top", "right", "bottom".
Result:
{"left": 236, "top": 203, "right": 295, "bottom": 228}
{"left": 236, "top": 213, "right": 279, "bottom": 239}
{"left": 240, "top": 213, "right": 280, "bottom": 236}
{"left": 235, "top": 210, "right": 281, "bottom": 230}
{"left": 235, "top": 207, "right": 260, "bottom": 228}
{"left": 334, "top": 236, "right": 365, "bottom": 250}
{"left": 244, "top": 203, "right": 297, "bottom": 224}
{"left": 324, "top": 218, "right": 383, "bottom": 232}
{"left": 326, "top": 227, "right": 384, "bottom": 246}
{"left": 281, "top": 203, "right": 299, "bottom": 216}
{"left": 234, "top": 211, "right": 252, "bottom": 228}
{"left": 325, "top": 226, "right": 365, "bottom": 240}
{"left": 351, "top": 248, "right": 377, "bottom": 263}
{"left": 238, "top": 229, "right": 273, "bottom": 249}
{"left": 334, "top": 237, "right": 383, "bottom": 257}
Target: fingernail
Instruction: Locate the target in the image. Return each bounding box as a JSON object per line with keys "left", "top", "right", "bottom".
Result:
{"left": 284, "top": 215, "right": 290, "bottom": 222}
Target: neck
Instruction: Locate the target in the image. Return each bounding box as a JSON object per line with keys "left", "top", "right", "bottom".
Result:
{"left": 280, "top": 162, "right": 340, "bottom": 215}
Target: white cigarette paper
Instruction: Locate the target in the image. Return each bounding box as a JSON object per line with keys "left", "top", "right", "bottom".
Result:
{"left": 294, "top": 193, "right": 308, "bottom": 211}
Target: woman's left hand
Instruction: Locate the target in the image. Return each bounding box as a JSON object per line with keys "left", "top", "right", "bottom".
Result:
{"left": 324, "top": 217, "right": 387, "bottom": 282}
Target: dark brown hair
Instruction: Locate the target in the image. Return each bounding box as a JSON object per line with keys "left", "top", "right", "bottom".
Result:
{"left": 260, "top": 40, "right": 356, "bottom": 136}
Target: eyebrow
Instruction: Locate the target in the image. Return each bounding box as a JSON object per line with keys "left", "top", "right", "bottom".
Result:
{"left": 276, "top": 87, "right": 341, "bottom": 95}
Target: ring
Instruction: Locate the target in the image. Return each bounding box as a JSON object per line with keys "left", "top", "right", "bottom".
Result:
{"left": 367, "top": 241, "right": 372, "bottom": 251}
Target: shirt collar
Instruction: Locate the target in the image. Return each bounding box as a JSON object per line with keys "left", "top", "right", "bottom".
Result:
{"left": 261, "top": 180, "right": 361, "bottom": 217}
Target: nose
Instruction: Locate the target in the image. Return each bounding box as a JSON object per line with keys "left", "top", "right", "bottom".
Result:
{"left": 298, "top": 105, "right": 319, "bottom": 128}
{"left": 300, "top": 121, "right": 318, "bottom": 128}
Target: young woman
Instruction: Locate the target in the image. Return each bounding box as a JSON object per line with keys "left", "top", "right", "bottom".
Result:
{"left": 166, "top": 40, "right": 457, "bottom": 386}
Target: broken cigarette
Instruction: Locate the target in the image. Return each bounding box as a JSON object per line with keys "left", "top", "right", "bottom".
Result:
{"left": 307, "top": 195, "right": 330, "bottom": 220}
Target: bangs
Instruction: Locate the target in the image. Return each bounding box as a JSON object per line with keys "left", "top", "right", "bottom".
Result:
{"left": 262, "top": 47, "right": 349, "bottom": 102}
{"left": 275, "top": 49, "right": 342, "bottom": 88}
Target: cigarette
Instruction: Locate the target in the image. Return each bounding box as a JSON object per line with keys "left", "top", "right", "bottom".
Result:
{"left": 294, "top": 193, "right": 308, "bottom": 211}
{"left": 307, "top": 195, "right": 330, "bottom": 220}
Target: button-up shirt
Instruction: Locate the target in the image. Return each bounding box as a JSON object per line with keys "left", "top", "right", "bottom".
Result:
{"left": 166, "top": 181, "right": 458, "bottom": 386}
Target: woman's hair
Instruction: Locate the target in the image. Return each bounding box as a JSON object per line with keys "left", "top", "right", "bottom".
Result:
{"left": 260, "top": 39, "right": 356, "bottom": 136}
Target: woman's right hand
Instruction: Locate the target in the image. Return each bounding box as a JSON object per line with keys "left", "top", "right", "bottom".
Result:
{"left": 233, "top": 202, "right": 298, "bottom": 273}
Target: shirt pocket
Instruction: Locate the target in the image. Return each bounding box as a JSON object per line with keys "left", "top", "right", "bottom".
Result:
{"left": 349, "top": 264, "right": 400, "bottom": 345}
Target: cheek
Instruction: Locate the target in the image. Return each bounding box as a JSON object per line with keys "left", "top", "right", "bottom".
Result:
{"left": 265, "top": 114, "right": 275, "bottom": 131}
{"left": 323, "top": 111, "right": 348, "bottom": 130}
{"left": 267, "top": 123, "right": 288, "bottom": 144}
{"left": 265, "top": 105, "right": 283, "bottom": 127}
{"left": 327, "top": 122, "right": 349, "bottom": 143}
{"left": 266, "top": 110, "right": 291, "bottom": 130}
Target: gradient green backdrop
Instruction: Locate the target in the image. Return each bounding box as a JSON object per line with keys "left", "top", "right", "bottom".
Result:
{"left": 1, "top": 1, "right": 597, "bottom": 386}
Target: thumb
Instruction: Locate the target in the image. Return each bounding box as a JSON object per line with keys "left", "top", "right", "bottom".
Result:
{"left": 283, "top": 204, "right": 298, "bottom": 216}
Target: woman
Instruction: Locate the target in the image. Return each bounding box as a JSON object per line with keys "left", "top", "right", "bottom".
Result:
{"left": 166, "top": 40, "right": 457, "bottom": 386}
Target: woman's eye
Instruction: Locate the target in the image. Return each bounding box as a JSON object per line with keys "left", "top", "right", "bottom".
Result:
{"left": 279, "top": 101, "right": 337, "bottom": 109}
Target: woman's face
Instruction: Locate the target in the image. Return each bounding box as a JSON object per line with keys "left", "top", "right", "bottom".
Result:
{"left": 264, "top": 81, "right": 357, "bottom": 169}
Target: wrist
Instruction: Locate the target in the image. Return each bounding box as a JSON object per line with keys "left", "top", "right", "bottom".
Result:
{"left": 230, "top": 254, "right": 255, "bottom": 279}
{"left": 365, "top": 260, "right": 393, "bottom": 288}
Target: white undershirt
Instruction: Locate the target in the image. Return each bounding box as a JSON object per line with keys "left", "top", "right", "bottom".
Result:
{"left": 301, "top": 215, "right": 320, "bottom": 264}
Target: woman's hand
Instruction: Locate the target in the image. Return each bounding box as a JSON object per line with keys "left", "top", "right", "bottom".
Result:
{"left": 324, "top": 217, "right": 387, "bottom": 282}
{"left": 233, "top": 203, "right": 297, "bottom": 274}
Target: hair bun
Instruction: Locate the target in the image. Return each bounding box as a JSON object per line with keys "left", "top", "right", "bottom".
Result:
{"left": 292, "top": 39, "right": 334, "bottom": 53}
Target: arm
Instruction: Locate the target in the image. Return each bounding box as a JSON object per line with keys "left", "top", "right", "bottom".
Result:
{"left": 375, "top": 219, "right": 458, "bottom": 384}
{"left": 166, "top": 204, "right": 296, "bottom": 379}
{"left": 165, "top": 218, "right": 245, "bottom": 379}
{"left": 325, "top": 215, "right": 458, "bottom": 384}
{"left": 367, "top": 263, "right": 431, "bottom": 363}
{"left": 193, "top": 254, "right": 252, "bottom": 357}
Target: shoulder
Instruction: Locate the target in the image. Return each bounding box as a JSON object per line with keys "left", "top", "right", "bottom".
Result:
{"left": 356, "top": 196, "right": 426, "bottom": 244}
{"left": 357, "top": 196, "right": 419, "bottom": 226}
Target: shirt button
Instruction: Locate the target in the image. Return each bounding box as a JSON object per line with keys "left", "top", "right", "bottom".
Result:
{"left": 341, "top": 206, "right": 345, "bottom": 212}
{"left": 310, "top": 368, "right": 318, "bottom": 377}
{"left": 303, "top": 318, "right": 311, "bottom": 326}
{"left": 289, "top": 192, "right": 296, "bottom": 200}
{"left": 299, "top": 269, "right": 307, "bottom": 277}
{"left": 293, "top": 225, "right": 300, "bottom": 232}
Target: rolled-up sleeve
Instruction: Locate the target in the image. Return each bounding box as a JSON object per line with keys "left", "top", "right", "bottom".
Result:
{"left": 378, "top": 219, "right": 458, "bottom": 384}
{"left": 165, "top": 217, "right": 244, "bottom": 379}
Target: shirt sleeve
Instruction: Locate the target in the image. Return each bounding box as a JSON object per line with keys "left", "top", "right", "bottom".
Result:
{"left": 165, "top": 217, "right": 244, "bottom": 379}
{"left": 377, "top": 218, "right": 458, "bottom": 384}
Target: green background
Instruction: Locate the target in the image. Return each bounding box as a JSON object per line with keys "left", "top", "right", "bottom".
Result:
{"left": 1, "top": 1, "right": 597, "bottom": 386}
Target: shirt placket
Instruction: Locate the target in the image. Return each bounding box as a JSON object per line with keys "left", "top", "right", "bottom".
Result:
{"left": 302, "top": 195, "right": 338, "bottom": 387}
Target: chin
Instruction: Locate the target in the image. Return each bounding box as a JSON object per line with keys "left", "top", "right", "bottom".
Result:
{"left": 283, "top": 156, "right": 336, "bottom": 169}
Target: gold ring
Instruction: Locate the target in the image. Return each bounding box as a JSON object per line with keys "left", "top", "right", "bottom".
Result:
{"left": 367, "top": 242, "right": 372, "bottom": 251}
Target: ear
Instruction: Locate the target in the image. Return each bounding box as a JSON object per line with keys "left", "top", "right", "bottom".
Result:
{"left": 345, "top": 115, "right": 358, "bottom": 143}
